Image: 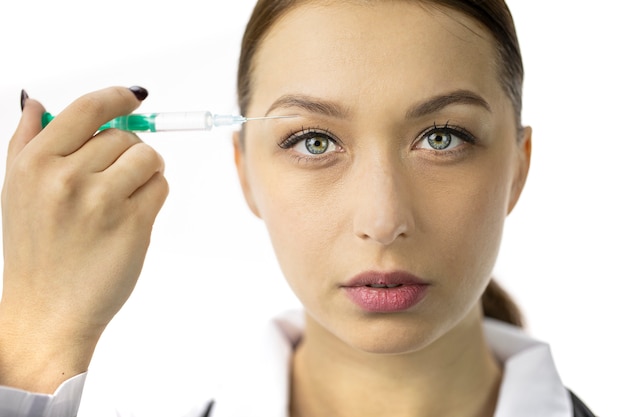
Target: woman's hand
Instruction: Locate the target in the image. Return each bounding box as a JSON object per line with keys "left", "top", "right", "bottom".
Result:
{"left": 0, "top": 87, "right": 169, "bottom": 393}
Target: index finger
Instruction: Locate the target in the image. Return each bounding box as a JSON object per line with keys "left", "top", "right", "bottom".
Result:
{"left": 38, "top": 86, "right": 148, "bottom": 156}
{"left": 6, "top": 95, "right": 46, "bottom": 170}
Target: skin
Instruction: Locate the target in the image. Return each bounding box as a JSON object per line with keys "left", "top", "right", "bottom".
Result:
{"left": 0, "top": 88, "right": 168, "bottom": 393}
{"left": 234, "top": 2, "right": 531, "bottom": 417}
{"left": 0, "top": 2, "right": 531, "bottom": 416}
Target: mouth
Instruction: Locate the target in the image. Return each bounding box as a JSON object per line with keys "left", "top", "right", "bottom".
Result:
{"left": 342, "top": 271, "right": 430, "bottom": 313}
{"left": 366, "top": 283, "right": 404, "bottom": 288}
{"left": 342, "top": 270, "right": 429, "bottom": 288}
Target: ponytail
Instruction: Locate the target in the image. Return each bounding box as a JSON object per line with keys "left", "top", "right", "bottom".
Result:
{"left": 481, "top": 280, "right": 524, "bottom": 327}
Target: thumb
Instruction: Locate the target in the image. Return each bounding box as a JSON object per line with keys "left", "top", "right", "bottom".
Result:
{"left": 6, "top": 90, "right": 46, "bottom": 169}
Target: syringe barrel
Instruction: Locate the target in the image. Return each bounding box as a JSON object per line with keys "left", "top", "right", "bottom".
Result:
{"left": 152, "top": 112, "right": 214, "bottom": 131}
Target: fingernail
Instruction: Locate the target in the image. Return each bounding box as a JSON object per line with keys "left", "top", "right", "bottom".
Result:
{"left": 20, "top": 89, "right": 29, "bottom": 111}
{"left": 129, "top": 86, "right": 149, "bottom": 101}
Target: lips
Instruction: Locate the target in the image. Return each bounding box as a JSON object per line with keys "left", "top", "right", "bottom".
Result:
{"left": 341, "top": 271, "right": 430, "bottom": 313}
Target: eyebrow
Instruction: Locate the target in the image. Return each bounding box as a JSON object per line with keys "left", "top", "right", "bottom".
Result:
{"left": 264, "top": 89, "right": 491, "bottom": 119}
{"left": 265, "top": 94, "right": 349, "bottom": 118}
{"left": 405, "top": 89, "right": 491, "bottom": 118}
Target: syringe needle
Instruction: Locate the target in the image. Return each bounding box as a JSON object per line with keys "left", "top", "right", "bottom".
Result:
{"left": 244, "top": 115, "right": 298, "bottom": 122}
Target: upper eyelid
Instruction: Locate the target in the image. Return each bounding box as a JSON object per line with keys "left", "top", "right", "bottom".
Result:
{"left": 417, "top": 123, "right": 477, "bottom": 144}
{"left": 279, "top": 127, "right": 340, "bottom": 149}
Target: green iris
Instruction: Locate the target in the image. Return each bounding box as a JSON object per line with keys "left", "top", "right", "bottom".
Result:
{"left": 427, "top": 131, "right": 452, "bottom": 150}
{"left": 305, "top": 137, "right": 330, "bottom": 154}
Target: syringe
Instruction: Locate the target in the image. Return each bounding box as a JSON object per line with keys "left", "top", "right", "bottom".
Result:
{"left": 41, "top": 111, "right": 296, "bottom": 132}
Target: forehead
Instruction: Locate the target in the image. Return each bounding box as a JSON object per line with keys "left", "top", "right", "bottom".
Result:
{"left": 250, "top": 1, "right": 503, "bottom": 113}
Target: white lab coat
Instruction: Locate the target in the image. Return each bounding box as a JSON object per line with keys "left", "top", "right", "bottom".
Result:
{"left": 0, "top": 311, "right": 573, "bottom": 417}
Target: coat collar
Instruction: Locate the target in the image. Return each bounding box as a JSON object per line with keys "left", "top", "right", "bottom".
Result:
{"left": 211, "top": 311, "right": 571, "bottom": 417}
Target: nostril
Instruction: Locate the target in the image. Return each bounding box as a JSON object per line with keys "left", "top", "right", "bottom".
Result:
{"left": 356, "top": 220, "right": 410, "bottom": 245}
{"left": 350, "top": 170, "right": 414, "bottom": 245}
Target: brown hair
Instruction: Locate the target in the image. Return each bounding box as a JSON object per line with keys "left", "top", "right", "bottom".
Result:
{"left": 237, "top": 0, "right": 525, "bottom": 327}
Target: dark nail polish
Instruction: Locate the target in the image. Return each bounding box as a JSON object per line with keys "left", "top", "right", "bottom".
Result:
{"left": 20, "top": 89, "right": 29, "bottom": 111}
{"left": 129, "top": 86, "right": 148, "bottom": 101}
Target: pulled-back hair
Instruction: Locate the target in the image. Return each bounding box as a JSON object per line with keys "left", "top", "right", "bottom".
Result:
{"left": 237, "top": 0, "right": 525, "bottom": 327}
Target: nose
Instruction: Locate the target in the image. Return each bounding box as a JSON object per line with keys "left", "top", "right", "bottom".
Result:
{"left": 351, "top": 155, "right": 415, "bottom": 246}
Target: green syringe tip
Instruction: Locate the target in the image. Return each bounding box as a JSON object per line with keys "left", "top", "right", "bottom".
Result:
{"left": 42, "top": 112, "right": 54, "bottom": 128}
{"left": 104, "top": 114, "right": 156, "bottom": 132}
{"left": 40, "top": 112, "right": 156, "bottom": 132}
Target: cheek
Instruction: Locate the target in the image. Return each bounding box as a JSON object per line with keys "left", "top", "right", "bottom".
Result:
{"left": 244, "top": 153, "right": 347, "bottom": 287}
{"left": 422, "top": 153, "right": 514, "bottom": 291}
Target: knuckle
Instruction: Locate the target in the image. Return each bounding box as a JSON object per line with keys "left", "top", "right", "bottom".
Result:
{"left": 160, "top": 175, "right": 170, "bottom": 195}
{"left": 8, "top": 156, "right": 82, "bottom": 208}
{"left": 47, "top": 164, "right": 81, "bottom": 200}
{"left": 84, "top": 185, "right": 117, "bottom": 221}
{"left": 9, "top": 152, "right": 51, "bottom": 189}
{"left": 130, "top": 142, "right": 161, "bottom": 167}
{"left": 11, "top": 153, "right": 37, "bottom": 178}
{"left": 153, "top": 173, "right": 170, "bottom": 201}
{"left": 111, "top": 86, "right": 130, "bottom": 102}
{"left": 98, "top": 128, "right": 142, "bottom": 148}
{"left": 71, "top": 87, "right": 136, "bottom": 121}
{"left": 74, "top": 94, "right": 108, "bottom": 119}
{"left": 130, "top": 174, "right": 170, "bottom": 220}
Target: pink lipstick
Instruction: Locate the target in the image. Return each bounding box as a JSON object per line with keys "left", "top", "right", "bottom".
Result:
{"left": 342, "top": 271, "right": 430, "bottom": 313}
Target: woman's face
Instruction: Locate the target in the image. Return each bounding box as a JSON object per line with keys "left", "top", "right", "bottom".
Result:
{"left": 235, "top": 1, "right": 530, "bottom": 354}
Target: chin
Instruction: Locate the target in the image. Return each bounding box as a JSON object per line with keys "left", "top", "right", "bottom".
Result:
{"left": 340, "top": 313, "right": 455, "bottom": 355}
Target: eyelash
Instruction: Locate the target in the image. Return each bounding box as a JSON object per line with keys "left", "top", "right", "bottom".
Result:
{"left": 277, "top": 123, "right": 477, "bottom": 156}
{"left": 415, "top": 122, "right": 477, "bottom": 150}
{"left": 278, "top": 127, "right": 338, "bottom": 149}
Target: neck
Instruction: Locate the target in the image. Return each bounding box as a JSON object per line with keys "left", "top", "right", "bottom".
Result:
{"left": 290, "top": 306, "right": 502, "bottom": 417}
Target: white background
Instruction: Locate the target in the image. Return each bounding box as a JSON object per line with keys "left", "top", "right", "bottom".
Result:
{"left": 0, "top": 1, "right": 624, "bottom": 416}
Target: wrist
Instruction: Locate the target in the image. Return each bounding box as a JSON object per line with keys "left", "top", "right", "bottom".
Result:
{"left": 0, "top": 303, "right": 102, "bottom": 393}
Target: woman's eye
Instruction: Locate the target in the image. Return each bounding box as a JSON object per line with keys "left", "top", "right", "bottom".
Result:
{"left": 301, "top": 136, "right": 334, "bottom": 154}
{"left": 426, "top": 130, "right": 454, "bottom": 150}
{"left": 416, "top": 125, "right": 474, "bottom": 151}
{"left": 281, "top": 130, "right": 339, "bottom": 156}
